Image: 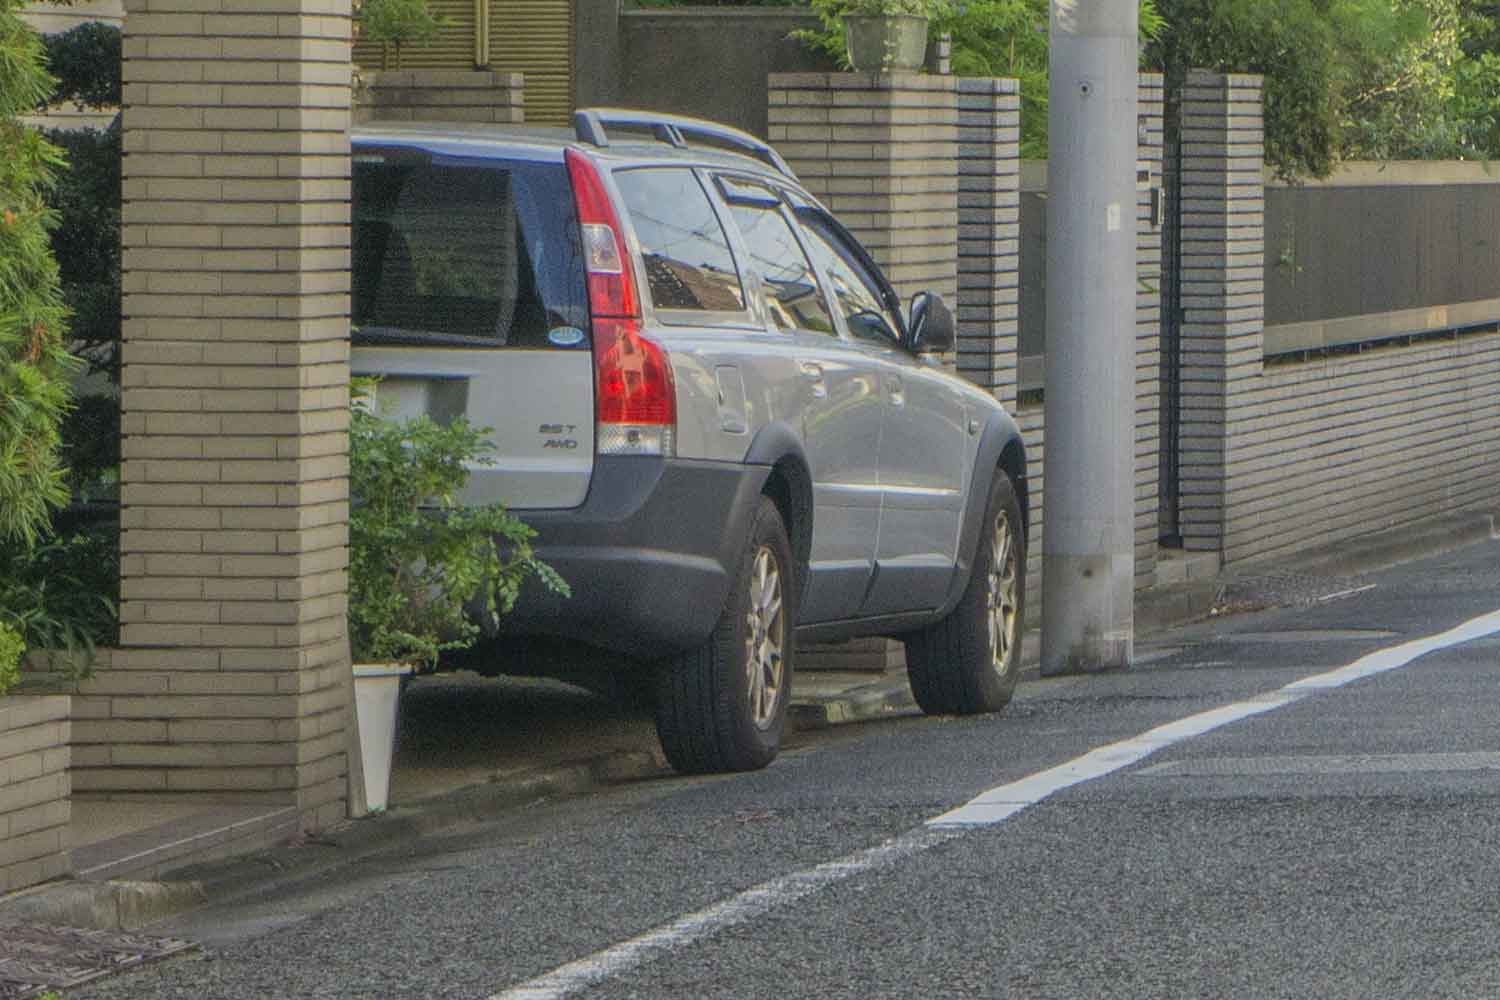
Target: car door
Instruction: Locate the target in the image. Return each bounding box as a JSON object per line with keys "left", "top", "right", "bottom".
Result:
{"left": 792, "top": 204, "right": 968, "bottom": 617}
{"left": 715, "top": 175, "right": 883, "bottom": 624}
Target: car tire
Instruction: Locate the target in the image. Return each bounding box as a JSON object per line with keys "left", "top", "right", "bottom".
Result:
{"left": 653, "top": 496, "right": 795, "bottom": 774}
{"left": 905, "top": 472, "right": 1026, "bottom": 715}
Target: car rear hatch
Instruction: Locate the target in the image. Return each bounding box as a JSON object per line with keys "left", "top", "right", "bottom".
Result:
{"left": 351, "top": 138, "right": 594, "bottom": 510}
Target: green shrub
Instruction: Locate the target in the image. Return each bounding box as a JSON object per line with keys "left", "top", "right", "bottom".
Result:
{"left": 0, "top": 619, "right": 22, "bottom": 697}
{"left": 348, "top": 382, "right": 568, "bottom": 667}
{"left": 0, "top": 519, "right": 119, "bottom": 671}
{"left": 1, "top": 0, "right": 79, "bottom": 547}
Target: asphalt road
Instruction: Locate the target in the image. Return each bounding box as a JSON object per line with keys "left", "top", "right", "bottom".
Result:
{"left": 75, "top": 536, "right": 1500, "bottom": 999}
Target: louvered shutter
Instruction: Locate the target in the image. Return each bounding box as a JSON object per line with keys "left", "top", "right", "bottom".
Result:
{"left": 489, "top": 0, "right": 574, "bottom": 125}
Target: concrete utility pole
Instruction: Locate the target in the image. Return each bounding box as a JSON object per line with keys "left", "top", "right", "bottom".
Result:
{"left": 1041, "top": 0, "right": 1138, "bottom": 675}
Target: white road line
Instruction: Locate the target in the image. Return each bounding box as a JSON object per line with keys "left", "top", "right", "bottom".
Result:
{"left": 1315, "top": 584, "right": 1378, "bottom": 603}
{"left": 491, "top": 607, "right": 1500, "bottom": 1000}
{"left": 490, "top": 828, "right": 962, "bottom": 1000}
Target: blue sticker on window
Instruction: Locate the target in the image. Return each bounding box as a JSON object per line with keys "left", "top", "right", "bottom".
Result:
{"left": 547, "top": 326, "right": 587, "bottom": 347}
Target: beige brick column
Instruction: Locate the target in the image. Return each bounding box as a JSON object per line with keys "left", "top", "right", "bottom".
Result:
{"left": 767, "top": 72, "right": 958, "bottom": 675}
{"left": 767, "top": 73, "right": 959, "bottom": 307}
{"left": 105, "top": 0, "right": 353, "bottom": 827}
{"left": 955, "top": 77, "right": 1020, "bottom": 406}
{"left": 1177, "top": 71, "right": 1265, "bottom": 554}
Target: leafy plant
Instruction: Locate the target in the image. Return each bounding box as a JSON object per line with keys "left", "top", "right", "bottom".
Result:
{"left": 348, "top": 381, "right": 568, "bottom": 667}
{"left": 839, "top": 0, "right": 950, "bottom": 16}
{"left": 1, "top": 0, "right": 79, "bottom": 547}
{"left": 0, "top": 619, "right": 21, "bottom": 697}
{"left": 0, "top": 519, "right": 119, "bottom": 672}
{"left": 357, "top": 0, "right": 447, "bottom": 70}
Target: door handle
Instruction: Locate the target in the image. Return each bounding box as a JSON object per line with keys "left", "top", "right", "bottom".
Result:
{"left": 801, "top": 362, "right": 827, "bottom": 398}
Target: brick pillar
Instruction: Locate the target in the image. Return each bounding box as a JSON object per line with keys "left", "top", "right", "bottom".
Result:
{"left": 767, "top": 72, "right": 958, "bottom": 675}
{"left": 956, "top": 77, "right": 1020, "bottom": 406}
{"left": 110, "top": 0, "right": 352, "bottom": 827}
{"left": 767, "top": 73, "right": 959, "bottom": 307}
{"left": 1177, "top": 71, "right": 1265, "bottom": 553}
{"left": 1134, "top": 73, "right": 1165, "bottom": 583}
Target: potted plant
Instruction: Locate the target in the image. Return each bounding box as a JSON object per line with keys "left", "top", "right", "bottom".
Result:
{"left": 801, "top": 0, "right": 951, "bottom": 74}
{"left": 348, "top": 381, "right": 567, "bottom": 811}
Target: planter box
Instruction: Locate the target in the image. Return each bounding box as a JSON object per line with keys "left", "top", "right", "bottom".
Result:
{"left": 0, "top": 694, "right": 71, "bottom": 894}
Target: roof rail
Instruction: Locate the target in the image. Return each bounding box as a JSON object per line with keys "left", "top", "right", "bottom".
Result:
{"left": 572, "top": 108, "right": 797, "bottom": 180}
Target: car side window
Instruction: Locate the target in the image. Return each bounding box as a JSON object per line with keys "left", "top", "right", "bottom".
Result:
{"left": 717, "top": 177, "right": 836, "bottom": 336}
{"left": 792, "top": 205, "right": 903, "bottom": 347}
{"left": 613, "top": 167, "right": 746, "bottom": 316}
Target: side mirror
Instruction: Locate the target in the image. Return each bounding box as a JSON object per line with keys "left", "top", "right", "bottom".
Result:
{"left": 908, "top": 291, "right": 955, "bottom": 353}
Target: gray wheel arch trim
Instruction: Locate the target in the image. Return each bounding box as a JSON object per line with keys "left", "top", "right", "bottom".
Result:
{"left": 939, "top": 410, "right": 1029, "bottom": 619}
{"left": 743, "top": 421, "right": 815, "bottom": 609}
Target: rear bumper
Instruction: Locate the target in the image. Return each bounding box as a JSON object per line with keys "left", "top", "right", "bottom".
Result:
{"left": 490, "top": 456, "right": 769, "bottom": 659}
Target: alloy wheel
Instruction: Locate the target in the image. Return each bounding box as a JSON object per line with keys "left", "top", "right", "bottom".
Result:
{"left": 986, "top": 511, "right": 1019, "bottom": 673}
{"left": 744, "top": 545, "right": 785, "bottom": 729}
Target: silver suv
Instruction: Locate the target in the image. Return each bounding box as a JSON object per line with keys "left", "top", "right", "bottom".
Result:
{"left": 350, "top": 110, "right": 1030, "bottom": 775}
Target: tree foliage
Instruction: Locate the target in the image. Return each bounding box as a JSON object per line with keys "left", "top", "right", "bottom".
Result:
{"left": 357, "top": 0, "right": 445, "bottom": 70}
{"left": 43, "top": 19, "right": 120, "bottom": 110}
{"left": 40, "top": 20, "right": 123, "bottom": 378}
{"left": 799, "top": 0, "right": 1161, "bottom": 158}
{"left": 0, "top": 0, "right": 77, "bottom": 547}
{"left": 1149, "top": 0, "right": 1500, "bottom": 178}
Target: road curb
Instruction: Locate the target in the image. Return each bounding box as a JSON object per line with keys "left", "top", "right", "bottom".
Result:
{"left": 0, "top": 749, "right": 672, "bottom": 933}
{"left": 7, "top": 508, "right": 1496, "bottom": 933}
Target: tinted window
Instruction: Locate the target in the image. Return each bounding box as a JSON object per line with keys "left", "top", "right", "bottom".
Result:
{"left": 615, "top": 168, "right": 745, "bottom": 314}
{"left": 722, "top": 188, "right": 835, "bottom": 336}
{"left": 794, "top": 208, "right": 902, "bottom": 346}
{"left": 352, "top": 152, "right": 589, "bottom": 347}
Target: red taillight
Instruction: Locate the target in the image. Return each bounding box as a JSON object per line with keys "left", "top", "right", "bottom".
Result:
{"left": 594, "top": 318, "right": 676, "bottom": 426}
{"left": 566, "top": 147, "right": 674, "bottom": 456}
{"left": 566, "top": 147, "right": 639, "bottom": 320}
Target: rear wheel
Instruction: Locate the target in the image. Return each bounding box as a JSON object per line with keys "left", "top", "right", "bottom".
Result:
{"left": 654, "top": 497, "right": 794, "bottom": 773}
{"left": 905, "top": 472, "right": 1025, "bottom": 715}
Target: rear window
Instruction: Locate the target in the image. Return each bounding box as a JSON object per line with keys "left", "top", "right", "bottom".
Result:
{"left": 352, "top": 150, "right": 589, "bottom": 348}
{"left": 613, "top": 167, "right": 746, "bottom": 316}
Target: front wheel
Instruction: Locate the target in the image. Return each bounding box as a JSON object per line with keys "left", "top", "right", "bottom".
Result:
{"left": 653, "top": 497, "right": 795, "bottom": 774}
{"left": 905, "top": 472, "right": 1026, "bottom": 715}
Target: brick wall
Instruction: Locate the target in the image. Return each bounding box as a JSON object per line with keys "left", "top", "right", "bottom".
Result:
{"left": 1222, "top": 334, "right": 1500, "bottom": 564}
{"left": 0, "top": 696, "right": 71, "bottom": 893}
{"left": 768, "top": 72, "right": 960, "bottom": 307}
{"left": 1012, "top": 74, "right": 1167, "bottom": 606}
{"left": 356, "top": 70, "right": 524, "bottom": 125}
{"left": 101, "top": 0, "right": 353, "bottom": 828}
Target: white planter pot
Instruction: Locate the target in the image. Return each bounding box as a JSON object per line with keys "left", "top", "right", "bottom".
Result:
{"left": 352, "top": 663, "right": 413, "bottom": 812}
{"left": 842, "top": 14, "right": 929, "bottom": 73}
